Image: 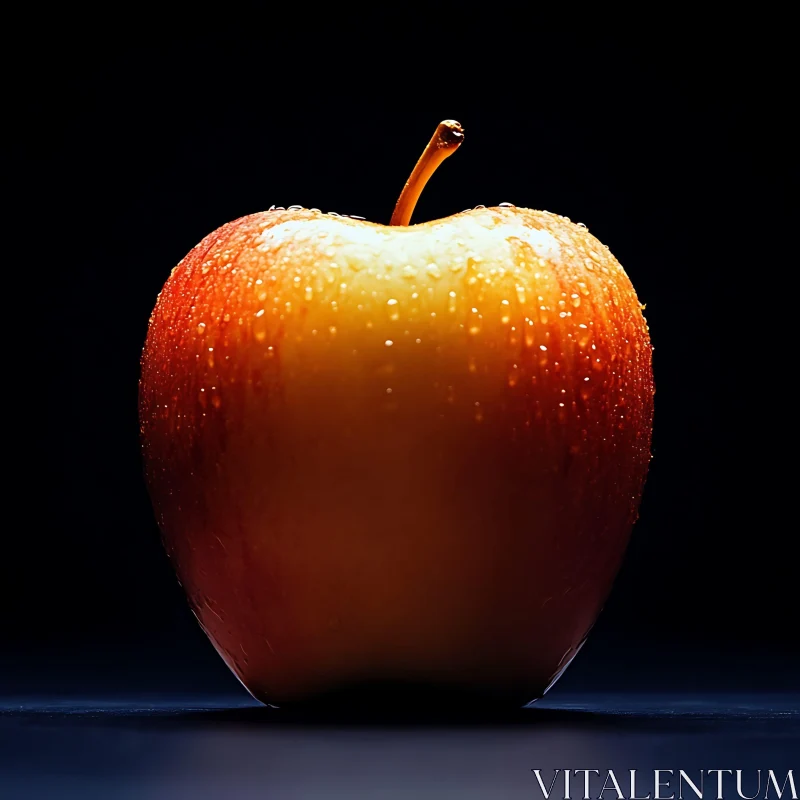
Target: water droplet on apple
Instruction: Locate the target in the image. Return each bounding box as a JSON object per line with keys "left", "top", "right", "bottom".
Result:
{"left": 196, "top": 322, "right": 206, "bottom": 334}
{"left": 426, "top": 263, "right": 442, "bottom": 280}
{"left": 402, "top": 265, "right": 417, "bottom": 279}
{"left": 498, "top": 202, "right": 516, "bottom": 207}
{"left": 304, "top": 286, "right": 314, "bottom": 301}
{"left": 524, "top": 326, "right": 535, "bottom": 348}
{"left": 385, "top": 339, "right": 393, "bottom": 347}
{"left": 516, "top": 285, "right": 526, "bottom": 304}
{"left": 473, "top": 205, "right": 486, "bottom": 210}
{"left": 577, "top": 221, "right": 588, "bottom": 229}
{"left": 287, "top": 204, "right": 304, "bottom": 211}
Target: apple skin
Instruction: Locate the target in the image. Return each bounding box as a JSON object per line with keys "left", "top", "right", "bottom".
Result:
{"left": 139, "top": 206, "right": 653, "bottom": 705}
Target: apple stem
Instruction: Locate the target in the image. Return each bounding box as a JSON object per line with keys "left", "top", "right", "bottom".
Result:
{"left": 390, "top": 120, "right": 464, "bottom": 226}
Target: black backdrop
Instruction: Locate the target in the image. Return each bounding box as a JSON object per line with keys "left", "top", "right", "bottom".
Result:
{"left": 7, "top": 15, "right": 795, "bottom": 696}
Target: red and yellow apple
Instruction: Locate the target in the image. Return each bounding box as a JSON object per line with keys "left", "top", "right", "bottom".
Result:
{"left": 139, "top": 122, "right": 654, "bottom": 705}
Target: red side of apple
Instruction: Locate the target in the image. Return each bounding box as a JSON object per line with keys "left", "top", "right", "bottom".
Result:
{"left": 139, "top": 207, "right": 654, "bottom": 704}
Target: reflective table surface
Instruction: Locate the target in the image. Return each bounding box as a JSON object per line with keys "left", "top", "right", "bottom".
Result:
{"left": 1, "top": 691, "right": 798, "bottom": 798}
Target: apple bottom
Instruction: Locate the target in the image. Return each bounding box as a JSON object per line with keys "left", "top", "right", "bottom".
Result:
{"left": 160, "top": 416, "right": 632, "bottom": 707}
{"left": 194, "top": 578, "right": 603, "bottom": 709}
{"left": 246, "top": 679, "right": 569, "bottom": 712}
{"left": 190, "top": 539, "right": 605, "bottom": 709}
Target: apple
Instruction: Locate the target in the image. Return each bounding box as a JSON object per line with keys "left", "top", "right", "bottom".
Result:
{"left": 139, "top": 121, "right": 654, "bottom": 705}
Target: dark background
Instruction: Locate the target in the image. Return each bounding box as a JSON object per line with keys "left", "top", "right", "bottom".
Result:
{"left": 6, "top": 15, "right": 795, "bottom": 698}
